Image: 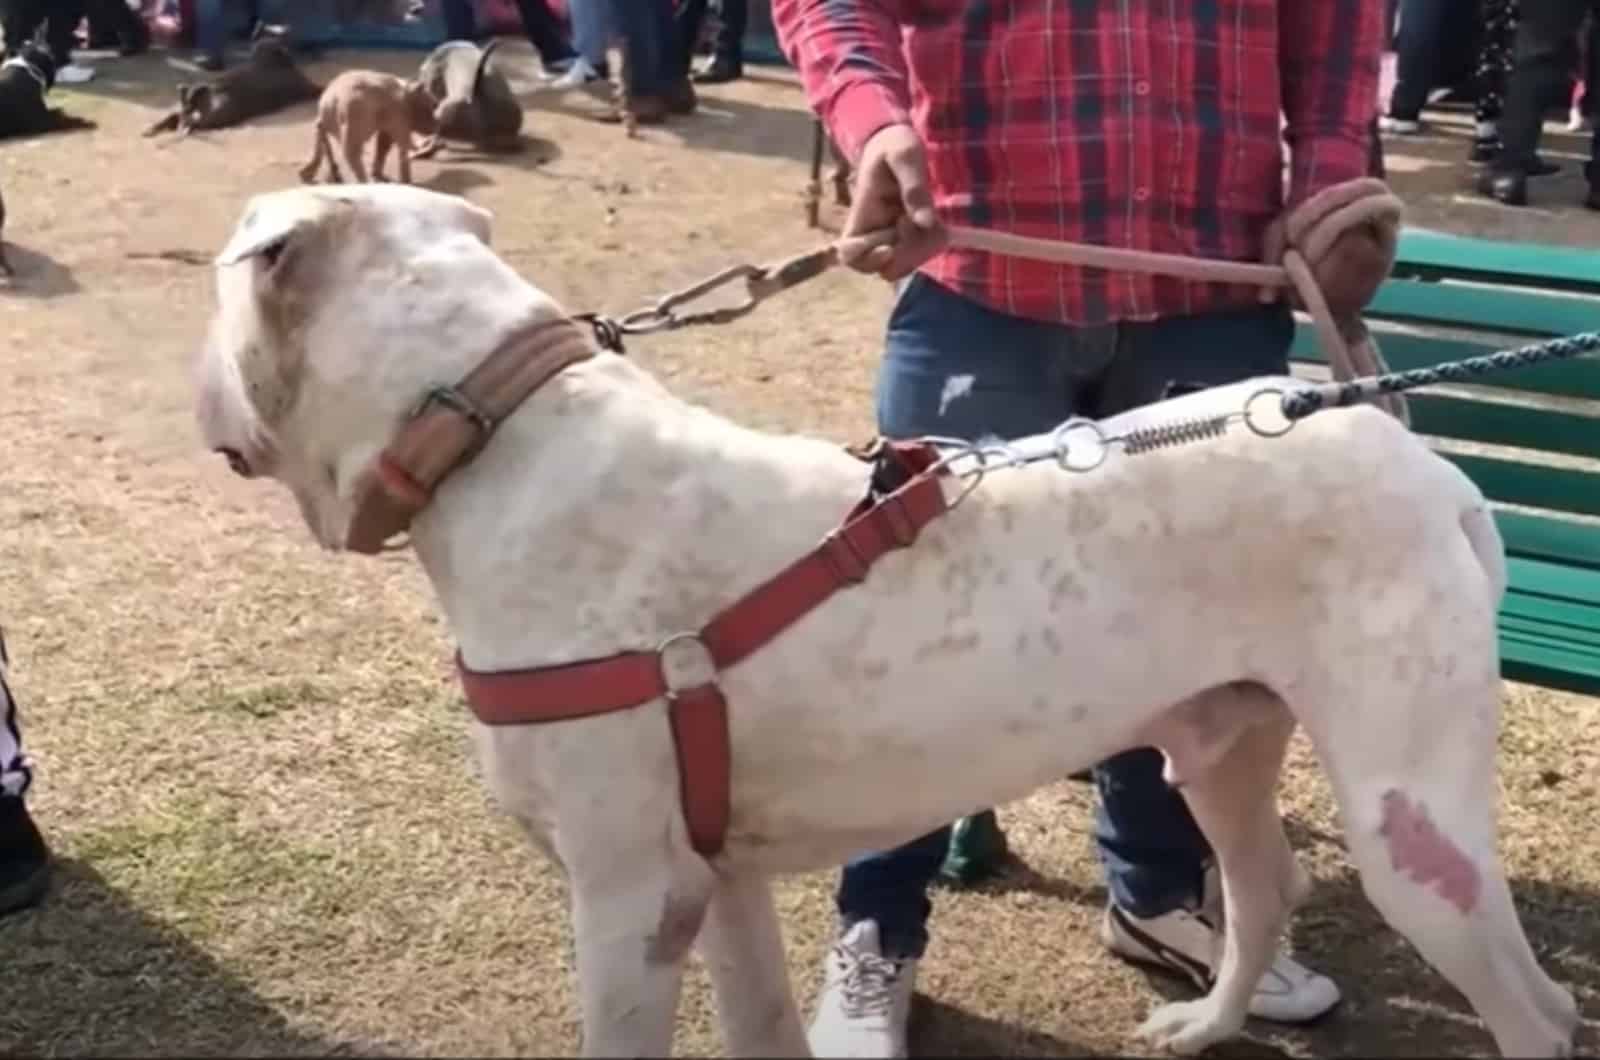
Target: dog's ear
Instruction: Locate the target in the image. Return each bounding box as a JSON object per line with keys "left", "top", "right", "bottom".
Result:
{"left": 214, "top": 193, "right": 346, "bottom": 273}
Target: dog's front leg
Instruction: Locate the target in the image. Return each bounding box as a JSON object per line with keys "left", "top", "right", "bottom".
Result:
{"left": 698, "top": 872, "right": 809, "bottom": 1057}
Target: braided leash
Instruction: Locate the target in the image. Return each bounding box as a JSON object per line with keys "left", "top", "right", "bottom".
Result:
{"left": 1279, "top": 331, "right": 1600, "bottom": 421}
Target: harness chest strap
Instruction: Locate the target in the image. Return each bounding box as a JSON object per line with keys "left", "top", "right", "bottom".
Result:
{"left": 456, "top": 440, "right": 952, "bottom": 858}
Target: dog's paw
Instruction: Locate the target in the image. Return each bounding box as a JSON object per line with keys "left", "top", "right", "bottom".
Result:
{"left": 1135, "top": 998, "right": 1243, "bottom": 1056}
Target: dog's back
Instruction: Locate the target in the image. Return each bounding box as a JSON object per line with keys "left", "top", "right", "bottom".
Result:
{"left": 0, "top": 47, "right": 95, "bottom": 140}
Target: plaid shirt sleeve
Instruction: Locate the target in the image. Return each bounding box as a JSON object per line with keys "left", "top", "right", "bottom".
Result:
{"left": 771, "top": 0, "right": 912, "bottom": 164}
{"left": 1279, "top": 0, "right": 1385, "bottom": 205}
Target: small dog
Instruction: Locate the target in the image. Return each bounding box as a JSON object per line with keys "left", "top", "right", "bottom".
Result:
{"left": 0, "top": 44, "right": 96, "bottom": 141}
{"left": 143, "top": 38, "right": 321, "bottom": 138}
{"left": 299, "top": 70, "right": 438, "bottom": 184}
{"left": 413, "top": 39, "right": 524, "bottom": 157}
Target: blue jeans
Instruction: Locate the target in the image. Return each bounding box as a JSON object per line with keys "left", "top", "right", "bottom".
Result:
{"left": 606, "top": 0, "right": 679, "bottom": 95}
{"left": 1387, "top": 0, "right": 1450, "bottom": 119}
{"left": 193, "top": 0, "right": 234, "bottom": 57}
{"left": 570, "top": 0, "right": 610, "bottom": 68}
{"left": 837, "top": 273, "right": 1294, "bottom": 960}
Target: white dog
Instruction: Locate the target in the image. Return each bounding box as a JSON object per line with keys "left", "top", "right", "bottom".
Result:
{"left": 193, "top": 184, "right": 1579, "bottom": 1058}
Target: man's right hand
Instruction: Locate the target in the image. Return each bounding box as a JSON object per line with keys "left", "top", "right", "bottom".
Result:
{"left": 839, "top": 123, "right": 947, "bottom": 281}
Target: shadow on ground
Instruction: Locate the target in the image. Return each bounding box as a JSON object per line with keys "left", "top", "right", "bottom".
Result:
{"left": 0, "top": 858, "right": 390, "bottom": 1056}
{"left": 921, "top": 813, "right": 1600, "bottom": 1058}
{"left": 0, "top": 244, "right": 80, "bottom": 298}
{"left": 911, "top": 995, "right": 1100, "bottom": 1056}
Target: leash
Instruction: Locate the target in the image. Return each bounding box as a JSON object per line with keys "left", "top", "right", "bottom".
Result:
{"left": 574, "top": 222, "right": 1600, "bottom": 451}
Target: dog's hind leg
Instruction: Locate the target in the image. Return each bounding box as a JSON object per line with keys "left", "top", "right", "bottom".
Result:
{"left": 373, "top": 132, "right": 393, "bottom": 182}
{"left": 697, "top": 872, "right": 809, "bottom": 1057}
{"left": 339, "top": 127, "right": 370, "bottom": 183}
{"left": 299, "top": 126, "right": 331, "bottom": 183}
{"left": 1132, "top": 682, "right": 1304, "bottom": 1054}
{"left": 1309, "top": 659, "right": 1578, "bottom": 1056}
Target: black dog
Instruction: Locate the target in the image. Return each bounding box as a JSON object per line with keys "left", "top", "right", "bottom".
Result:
{"left": 0, "top": 44, "right": 95, "bottom": 140}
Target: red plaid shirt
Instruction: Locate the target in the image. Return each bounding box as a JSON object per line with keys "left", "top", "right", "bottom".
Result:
{"left": 774, "top": 0, "right": 1383, "bottom": 326}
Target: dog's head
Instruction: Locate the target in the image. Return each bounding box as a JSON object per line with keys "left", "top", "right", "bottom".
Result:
{"left": 6, "top": 43, "right": 58, "bottom": 89}
{"left": 404, "top": 77, "right": 440, "bottom": 134}
{"left": 196, "top": 184, "right": 512, "bottom": 550}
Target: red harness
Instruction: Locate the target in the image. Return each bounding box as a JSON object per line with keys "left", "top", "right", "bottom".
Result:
{"left": 456, "top": 439, "right": 952, "bottom": 858}
{"left": 343, "top": 317, "right": 955, "bottom": 859}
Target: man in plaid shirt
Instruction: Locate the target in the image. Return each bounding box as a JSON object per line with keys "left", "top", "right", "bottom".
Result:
{"left": 775, "top": 1, "right": 1384, "bottom": 1055}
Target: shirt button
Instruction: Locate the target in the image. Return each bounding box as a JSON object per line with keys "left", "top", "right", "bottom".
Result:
{"left": 1135, "top": 80, "right": 1151, "bottom": 96}
{"left": 1134, "top": 187, "right": 1151, "bottom": 201}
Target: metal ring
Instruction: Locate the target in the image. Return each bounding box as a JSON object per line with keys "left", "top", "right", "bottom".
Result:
{"left": 1242, "top": 387, "right": 1295, "bottom": 438}
{"left": 1052, "top": 419, "right": 1109, "bottom": 473}
{"left": 656, "top": 631, "right": 719, "bottom": 698}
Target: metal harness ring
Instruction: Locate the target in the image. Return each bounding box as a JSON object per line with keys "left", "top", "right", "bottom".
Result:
{"left": 1052, "top": 419, "right": 1110, "bottom": 473}
{"left": 1242, "top": 387, "right": 1295, "bottom": 438}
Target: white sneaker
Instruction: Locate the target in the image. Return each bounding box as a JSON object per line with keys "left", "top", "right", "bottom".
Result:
{"left": 56, "top": 62, "right": 95, "bottom": 84}
{"left": 1100, "top": 870, "right": 1340, "bottom": 1025}
{"left": 549, "top": 56, "right": 601, "bottom": 89}
{"left": 1377, "top": 115, "right": 1421, "bottom": 135}
{"left": 807, "top": 919, "right": 917, "bottom": 1059}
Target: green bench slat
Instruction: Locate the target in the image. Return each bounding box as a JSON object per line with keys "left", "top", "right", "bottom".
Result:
{"left": 1406, "top": 394, "right": 1600, "bottom": 460}
{"left": 1495, "top": 510, "right": 1600, "bottom": 570}
{"left": 1289, "top": 328, "right": 1600, "bottom": 400}
{"left": 1499, "top": 631, "right": 1600, "bottom": 696}
{"left": 1446, "top": 453, "right": 1600, "bottom": 518}
{"left": 1368, "top": 279, "right": 1600, "bottom": 338}
{"left": 1394, "top": 230, "right": 1600, "bottom": 295}
{"left": 1504, "top": 554, "right": 1600, "bottom": 604}
{"left": 1499, "top": 609, "right": 1600, "bottom": 651}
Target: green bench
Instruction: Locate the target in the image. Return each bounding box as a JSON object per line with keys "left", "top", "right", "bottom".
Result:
{"left": 1288, "top": 228, "right": 1600, "bottom": 697}
{"left": 942, "top": 228, "right": 1600, "bottom": 885}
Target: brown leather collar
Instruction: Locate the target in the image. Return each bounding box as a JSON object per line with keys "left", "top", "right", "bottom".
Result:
{"left": 345, "top": 316, "right": 596, "bottom": 554}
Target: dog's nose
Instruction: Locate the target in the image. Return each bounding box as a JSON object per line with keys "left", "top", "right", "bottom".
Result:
{"left": 216, "top": 447, "right": 254, "bottom": 478}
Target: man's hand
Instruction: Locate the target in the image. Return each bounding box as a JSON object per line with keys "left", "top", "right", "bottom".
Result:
{"left": 839, "top": 123, "right": 947, "bottom": 281}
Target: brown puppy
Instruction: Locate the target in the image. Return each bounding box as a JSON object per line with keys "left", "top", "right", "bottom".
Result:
{"left": 299, "top": 70, "right": 438, "bottom": 185}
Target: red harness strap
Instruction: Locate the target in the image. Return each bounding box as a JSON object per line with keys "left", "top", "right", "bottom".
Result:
{"left": 455, "top": 440, "right": 952, "bottom": 858}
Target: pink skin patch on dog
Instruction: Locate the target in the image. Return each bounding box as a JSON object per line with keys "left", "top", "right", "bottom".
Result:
{"left": 1378, "top": 789, "right": 1481, "bottom": 915}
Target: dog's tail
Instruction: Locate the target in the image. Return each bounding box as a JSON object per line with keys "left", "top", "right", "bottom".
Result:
{"left": 470, "top": 38, "right": 501, "bottom": 101}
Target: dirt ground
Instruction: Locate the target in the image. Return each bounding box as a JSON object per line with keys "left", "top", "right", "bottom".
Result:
{"left": 4, "top": 39, "right": 1600, "bottom": 1058}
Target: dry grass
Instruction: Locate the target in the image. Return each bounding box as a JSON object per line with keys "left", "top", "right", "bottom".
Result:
{"left": 3, "top": 40, "right": 1600, "bottom": 1058}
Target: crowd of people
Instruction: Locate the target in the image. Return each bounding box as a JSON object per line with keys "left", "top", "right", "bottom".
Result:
{"left": 1381, "top": 0, "right": 1599, "bottom": 209}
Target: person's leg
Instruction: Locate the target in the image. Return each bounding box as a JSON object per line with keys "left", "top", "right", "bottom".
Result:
{"left": 1383, "top": 0, "right": 1448, "bottom": 128}
{"left": 1083, "top": 302, "right": 1340, "bottom": 1025}
{"left": 512, "top": 0, "right": 576, "bottom": 71}
{"left": 193, "top": 0, "right": 229, "bottom": 68}
{"left": 2, "top": 0, "right": 47, "bottom": 58}
{"left": 1482, "top": 0, "right": 1588, "bottom": 203}
{"left": 566, "top": 0, "right": 610, "bottom": 77}
{"left": 811, "top": 273, "right": 1090, "bottom": 1059}
{"left": 439, "top": 0, "right": 476, "bottom": 41}
{"left": 692, "top": 0, "right": 743, "bottom": 82}
{"left": 673, "top": 0, "right": 705, "bottom": 76}
{"left": 1471, "top": 0, "right": 1515, "bottom": 161}
{"left": 0, "top": 626, "right": 50, "bottom": 919}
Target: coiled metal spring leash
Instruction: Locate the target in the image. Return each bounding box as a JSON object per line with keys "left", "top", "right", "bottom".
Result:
{"left": 917, "top": 330, "right": 1600, "bottom": 505}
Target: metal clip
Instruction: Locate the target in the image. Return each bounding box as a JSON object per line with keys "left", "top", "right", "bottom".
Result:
{"left": 411, "top": 385, "right": 495, "bottom": 460}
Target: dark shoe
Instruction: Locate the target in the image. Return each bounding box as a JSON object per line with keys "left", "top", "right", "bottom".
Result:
{"left": 1527, "top": 154, "right": 1561, "bottom": 178}
{"left": 1476, "top": 169, "right": 1527, "bottom": 206}
{"left": 1468, "top": 136, "right": 1501, "bottom": 165}
{"left": 691, "top": 56, "right": 741, "bottom": 84}
{"left": 664, "top": 77, "right": 697, "bottom": 115}
{"left": 1586, "top": 185, "right": 1600, "bottom": 212}
{"left": 194, "top": 51, "right": 223, "bottom": 71}
{"left": 937, "top": 809, "right": 1010, "bottom": 886}
{"left": 0, "top": 796, "right": 51, "bottom": 918}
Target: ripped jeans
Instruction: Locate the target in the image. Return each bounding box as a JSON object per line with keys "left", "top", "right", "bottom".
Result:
{"left": 837, "top": 271, "right": 1294, "bottom": 961}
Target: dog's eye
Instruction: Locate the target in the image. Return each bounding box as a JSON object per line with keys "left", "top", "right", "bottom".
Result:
{"left": 258, "top": 238, "right": 288, "bottom": 269}
{"left": 216, "top": 447, "right": 254, "bottom": 478}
